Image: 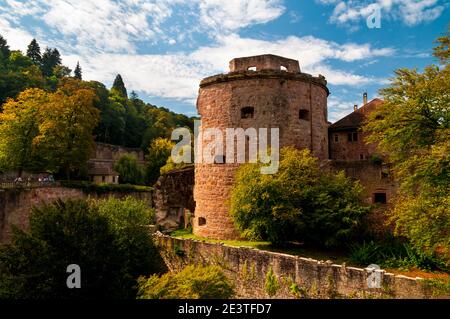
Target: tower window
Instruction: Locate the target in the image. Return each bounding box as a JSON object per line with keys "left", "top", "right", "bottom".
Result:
{"left": 360, "top": 154, "right": 364, "bottom": 160}
{"left": 247, "top": 66, "right": 256, "bottom": 71}
{"left": 214, "top": 155, "right": 226, "bottom": 164}
{"left": 373, "top": 193, "right": 387, "bottom": 204}
{"left": 198, "top": 217, "right": 206, "bottom": 226}
{"left": 241, "top": 107, "right": 254, "bottom": 119}
{"left": 334, "top": 134, "right": 339, "bottom": 142}
{"left": 348, "top": 132, "right": 358, "bottom": 142}
{"left": 299, "top": 109, "right": 310, "bottom": 121}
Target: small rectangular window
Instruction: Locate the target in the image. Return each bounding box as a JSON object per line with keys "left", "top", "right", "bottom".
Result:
{"left": 299, "top": 109, "right": 310, "bottom": 121}
{"left": 198, "top": 217, "right": 206, "bottom": 226}
{"left": 373, "top": 193, "right": 387, "bottom": 204}
{"left": 348, "top": 132, "right": 358, "bottom": 142}
{"left": 360, "top": 154, "right": 364, "bottom": 160}
{"left": 334, "top": 134, "right": 339, "bottom": 142}
{"left": 214, "top": 155, "right": 226, "bottom": 164}
{"left": 241, "top": 107, "right": 254, "bottom": 119}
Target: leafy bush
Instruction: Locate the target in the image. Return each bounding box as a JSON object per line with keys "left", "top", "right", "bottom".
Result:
{"left": 0, "top": 198, "right": 164, "bottom": 299}
{"left": 113, "top": 154, "right": 146, "bottom": 185}
{"left": 230, "top": 147, "right": 370, "bottom": 247}
{"left": 137, "top": 265, "right": 234, "bottom": 299}
{"left": 265, "top": 267, "right": 279, "bottom": 297}
{"left": 349, "top": 240, "right": 449, "bottom": 272}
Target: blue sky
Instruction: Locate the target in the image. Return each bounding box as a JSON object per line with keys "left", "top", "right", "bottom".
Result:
{"left": 0, "top": 0, "right": 448, "bottom": 122}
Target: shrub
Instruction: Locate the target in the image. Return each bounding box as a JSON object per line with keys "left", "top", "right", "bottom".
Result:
{"left": 265, "top": 267, "right": 279, "bottom": 297}
{"left": 91, "top": 196, "right": 164, "bottom": 295}
{"left": 230, "top": 147, "right": 370, "bottom": 247}
{"left": 0, "top": 198, "right": 164, "bottom": 299}
{"left": 113, "top": 154, "right": 146, "bottom": 185}
{"left": 349, "top": 239, "right": 449, "bottom": 272}
{"left": 137, "top": 265, "right": 234, "bottom": 299}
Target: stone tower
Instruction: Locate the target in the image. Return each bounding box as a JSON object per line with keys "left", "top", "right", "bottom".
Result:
{"left": 194, "top": 54, "right": 329, "bottom": 240}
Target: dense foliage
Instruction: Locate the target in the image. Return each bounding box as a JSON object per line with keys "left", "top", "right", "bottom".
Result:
{"left": 0, "top": 83, "right": 99, "bottom": 178}
{"left": 349, "top": 239, "right": 449, "bottom": 272}
{"left": 364, "top": 26, "right": 449, "bottom": 257}
{"left": 0, "top": 36, "right": 195, "bottom": 182}
{"left": 230, "top": 147, "right": 370, "bottom": 247}
{"left": 145, "top": 137, "right": 174, "bottom": 184}
{"left": 0, "top": 198, "right": 164, "bottom": 299}
{"left": 137, "top": 265, "right": 234, "bottom": 299}
{"left": 113, "top": 154, "right": 146, "bottom": 185}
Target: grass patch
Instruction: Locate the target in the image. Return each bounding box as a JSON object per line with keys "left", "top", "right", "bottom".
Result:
{"left": 60, "top": 180, "right": 152, "bottom": 194}
{"left": 170, "top": 230, "right": 348, "bottom": 263}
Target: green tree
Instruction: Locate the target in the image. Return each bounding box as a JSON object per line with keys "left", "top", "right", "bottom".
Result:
{"left": 230, "top": 147, "right": 369, "bottom": 246}
{"left": 112, "top": 74, "right": 127, "bottom": 99}
{"left": 364, "top": 29, "right": 450, "bottom": 257}
{"left": 434, "top": 24, "right": 449, "bottom": 64}
{"left": 91, "top": 196, "right": 165, "bottom": 297}
{"left": 146, "top": 138, "right": 174, "bottom": 185}
{"left": 74, "top": 62, "right": 82, "bottom": 80}
{"left": 34, "top": 80, "right": 100, "bottom": 178}
{"left": 0, "top": 198, "right": 164, "bottom": 299}
{"left": 0, "top": 35, "right": 10, "bottom": 62}
{"left": 113, "top": 154, "right": 146, "bottom": 185}
{"left": 41, "top": 47, "right": 61, "bottom": 77}
{"left": 0, "top": 88, "right": 48, "bottom": 175}
{"left": 137, "top": 265, "right": 234, "bottom": 299}
{"left": 26, "top": 39, "right": 41, "bottom": 64}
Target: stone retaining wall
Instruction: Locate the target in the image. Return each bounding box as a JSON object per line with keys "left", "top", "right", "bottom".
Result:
{"left": 154, "top": 233, "right": 448, "bottom": 299}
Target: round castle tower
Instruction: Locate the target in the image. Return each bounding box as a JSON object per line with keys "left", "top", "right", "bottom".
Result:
{"left": 194, "top": 54, "right": 329, "bottom": 240}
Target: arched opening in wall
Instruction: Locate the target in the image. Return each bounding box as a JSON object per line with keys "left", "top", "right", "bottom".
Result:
{"left": 241, "top": 106, "right": 254, "bottom": 119}
{"left": 198, "top": 217, "right": 206, "bottom": 226}
{"left": 214, "top": 155, "right": 226, "bottom": 164}
{"left": 247, "top": 66, "right": 256, "bottom": 71}
{"left": 299, "top": 109, "right": 310, "bottom": 121}
{"left": 280, "top": 65, "right": 288, "bottom": 71}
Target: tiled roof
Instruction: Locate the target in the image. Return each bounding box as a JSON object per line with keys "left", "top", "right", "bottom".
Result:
{"left": 329, "top": 98, "right": 383, "bottom": 131}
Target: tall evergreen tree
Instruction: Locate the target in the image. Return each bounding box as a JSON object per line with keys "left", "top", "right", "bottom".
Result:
{"left": 41, "top": 48, "right": 61, "bottom": 77}
{"left": 74, "top": 62, "right": 82, "bottom": 80}
{"left": 0, "top": 35, "right": 10, "bottom": 61}
{"left": 112, "top": 74, "right": 128, "bottom": 99}
{"left": 26, "top": 39, "right": 41, "bottom": 64}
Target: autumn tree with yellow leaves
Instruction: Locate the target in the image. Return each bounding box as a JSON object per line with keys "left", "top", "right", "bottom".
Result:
{"left": 0, "top": 80, "right": 99, "bottom": 178}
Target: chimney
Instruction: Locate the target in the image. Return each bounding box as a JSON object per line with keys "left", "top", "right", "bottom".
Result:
{"left": 354, "top": 104, "right": 358, "bottom": 111}
{"left": 363, "top": 92, "right": 368, "bottom": 105}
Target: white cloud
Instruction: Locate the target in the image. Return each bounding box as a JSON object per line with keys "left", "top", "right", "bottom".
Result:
{"left": 197, "top": 0, "right": 285, "bottom": 32}
{"left": 0, "top": 0, "right": 393, "bottom": 116}
{"left": 0, "top": 0, "right": 286, "bottom": 53}
{"left": 59, "top": 33, "right": 393, "bottom": 109}
{"left": 319, "top": 0, "right": 446, "bottom": 27}
{"left": 0, "top": 19, "right": 33, "bottom": 52}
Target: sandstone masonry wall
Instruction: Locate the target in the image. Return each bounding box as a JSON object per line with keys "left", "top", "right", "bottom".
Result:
{"left": 153, "top": 166, "right": 195, "bottom": 231}
{"left": 155, "top": 233, "right": 447, "bottom": 299}
{"left": 195, "top": 55, "right": 329, "bottom": 240}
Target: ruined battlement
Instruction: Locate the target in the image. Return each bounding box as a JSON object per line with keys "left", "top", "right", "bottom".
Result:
{"left": 200, "top": 69, "right": 329, "bottom": 94}
{"left": 229, "top": 54, "right": 301, "bottom": 73}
